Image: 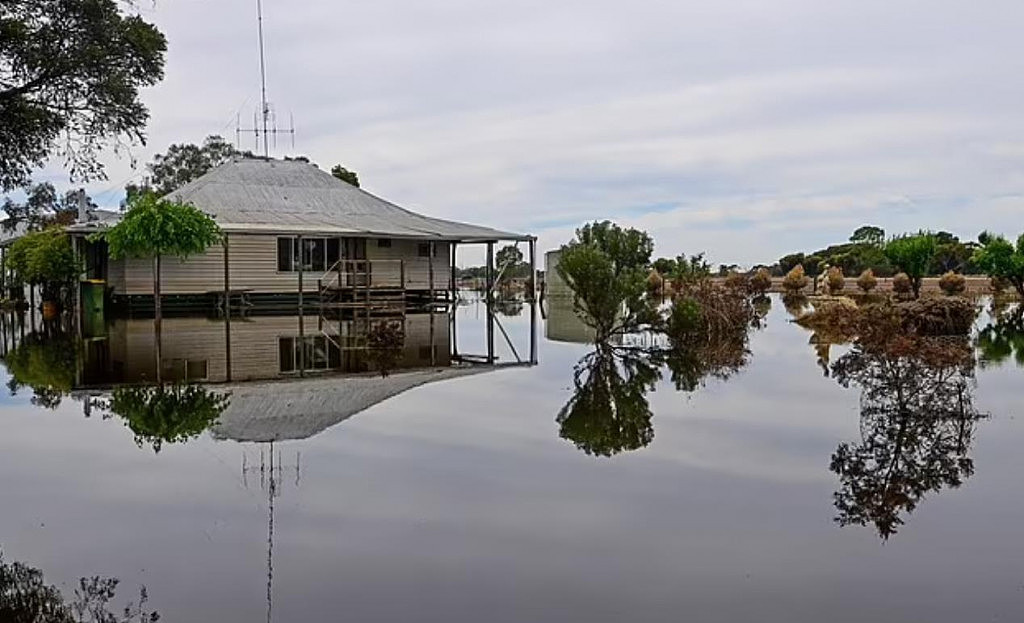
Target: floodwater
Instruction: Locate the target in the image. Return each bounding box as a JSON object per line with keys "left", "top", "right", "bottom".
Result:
{"left": 1, "top": 295, "right": 1023, "bottom": 622}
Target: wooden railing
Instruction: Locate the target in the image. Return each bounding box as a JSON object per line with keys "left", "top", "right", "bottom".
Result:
{"left": 319, "top": 259, "right": 406, "bottom": 290}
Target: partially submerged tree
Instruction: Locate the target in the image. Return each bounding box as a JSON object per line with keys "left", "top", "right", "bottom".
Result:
{"left": 825, "top": 266, "right": 845, "bottom": 295}
{"left": 884, "top": 233, "right": 937, "bottom": 298}
{"left": 7, "top": 228, "right": 79, "bottom": 303}
{"left": 938, "top": 271, "right": 966, "bottom": 296}
{"left": 97, "top": 193, "right": 222, "bottom": 381}
{"left": 972, "top": 232, "right": 1024, "bottom": 299}
{"left": 0, "top": 0, "right": 167, "bottom": 190}
{"left": 749, "top": 267, "right": 772, "bottom": 295}
{"left": 556, "top": 221, "right": 656, "bottom": 341}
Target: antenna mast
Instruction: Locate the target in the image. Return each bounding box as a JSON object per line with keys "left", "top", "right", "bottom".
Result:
{"left": 236, "top": 0, "right": 296, "bottom": 157}
{"left": 256, "top": 0, "right": 269, "bottom": 158}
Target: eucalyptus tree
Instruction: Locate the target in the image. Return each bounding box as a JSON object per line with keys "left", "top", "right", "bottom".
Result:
{"left": 884, "top": 233, "right": 937, "bottom": 298}
{"left": 0, "top": 0, "right": 167, "bottom": 190}
{"left": 973, "top": 232, "right": 1024, "bottom": 300}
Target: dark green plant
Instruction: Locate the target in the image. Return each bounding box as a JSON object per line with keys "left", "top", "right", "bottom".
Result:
{"left": 557, "top": 346, "right": 659, "bottom": 457}
{"left": 884, "top": 233, "right": 937, "bottom": 298}
{"left": 109, "top": 384, "right": 229, "bottom": 453}
{"left": 125, "top": 135, "right": 245, "bottom": 201}
{"left": 972, "top": 232, "right": 1024, "bottom": 299}
{"left": 0, "top": 550, "right": 158, "bottom": 622}
{"left": 556, "top": 221, "right": 657, "bottom": 341}
{"left": 330, "top": 164, "right": 360, "bottom": 187}
{"left": 3, "top": 330, "right": 76, "bottom": 409}
{"left": 365, "top": 321, "right": 405, "bottom": 377}
{"left": 0, "top": 0, "right": 167, "bottom": 191}
{"left": 7, "top": 228, "right": 79, "bottom": 302}
{"left": 976, "top": 308, "right": 1024, "bottom": 368}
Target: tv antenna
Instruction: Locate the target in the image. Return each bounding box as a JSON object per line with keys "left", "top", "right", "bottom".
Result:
{"left": 236, "top": 0, "right": 296, "bottom": 157}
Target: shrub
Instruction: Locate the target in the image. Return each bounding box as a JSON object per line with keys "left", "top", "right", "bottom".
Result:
{"left": 826, "top": 266, "right": 845, "bottom": 295}
{"left": 857, "top": 268, "right": 878, "bottom": 293}
{"left": 750, "top": 267, "right": 772, "bottom": 295}
{"left": 892, "top": 272, "right": 913, "bottom": 296}
{"left": 723, "top": 271, "right": 749, "bottom": 293}
{"left": 782, "top": 264, "right": 810, "bottom": 294}
{"left": 884, "top": 233, "right": 937, "bottom": 298}
{"left": 938, "top": 271, "right": 966, "bottom": 296}
{"left": 973, "top": 232, "right": 1024, "bottom": 299}
{"left": 990, "top": 275, "right": 1009, "bottom": 296}
{"left": 646, "top": 269, "right": 664, "bottom": 297}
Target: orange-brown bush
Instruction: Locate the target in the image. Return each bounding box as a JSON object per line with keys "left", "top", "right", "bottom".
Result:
{"left": 750, "top": 267, "right": 772, "bottom": 295}
{"left": 856, "top": 268, "right": 877, "bottom": 293}
{"left": 892, "top": 272, "right": 912, "bottom": 296}
{"left": 938, "top": 271, "right": 966, "bottom": 296}
{"left": 782, "top": 264, "right": 810, "bottom": 294}
{"left": 826, "top": 266, "right": 845, "bottom": 295}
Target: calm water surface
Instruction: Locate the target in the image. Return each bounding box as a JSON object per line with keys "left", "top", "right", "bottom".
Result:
{"left": 1, "top": 296, "right": 1023, "bottom": 622}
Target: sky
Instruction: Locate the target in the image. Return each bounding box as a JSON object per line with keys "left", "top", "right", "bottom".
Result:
{"left": 25, "top": 0, "right": 1024, "bottom": 267}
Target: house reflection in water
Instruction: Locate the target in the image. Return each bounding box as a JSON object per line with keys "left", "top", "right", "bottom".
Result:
{"left": 80, "top": 311, "right": 453, "bottom": 386}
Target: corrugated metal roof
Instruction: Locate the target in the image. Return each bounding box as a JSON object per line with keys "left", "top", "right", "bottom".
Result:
{"left": 163, "top": 158, "right": 533, "bottom": 242}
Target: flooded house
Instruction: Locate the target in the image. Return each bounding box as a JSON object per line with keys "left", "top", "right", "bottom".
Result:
{"left": 66, "top": 157, "right": 536, "bottom": 310}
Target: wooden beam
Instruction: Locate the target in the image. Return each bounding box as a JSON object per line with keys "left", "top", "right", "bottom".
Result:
{"left": 428, "top": 241, "right": 435, "bottom": 305}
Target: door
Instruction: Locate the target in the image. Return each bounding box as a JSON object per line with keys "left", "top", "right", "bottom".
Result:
{"left": 343, "top": 238, "right": 369, "bottom": 286}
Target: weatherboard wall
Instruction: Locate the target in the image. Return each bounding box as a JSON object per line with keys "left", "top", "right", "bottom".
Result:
{"left": 109, "top": 235, "right": 453, "bottom": 295}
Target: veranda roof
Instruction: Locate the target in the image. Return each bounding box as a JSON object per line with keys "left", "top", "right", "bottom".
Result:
{"left": 159, "top": 157, "right": 533, "bottom": 242}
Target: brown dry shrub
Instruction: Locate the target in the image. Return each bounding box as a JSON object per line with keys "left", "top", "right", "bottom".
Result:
{"left": 826, "top": 266, "right": 845, "bottom": 295}
{"left": 938, "top": 271, "right": 966, "bottom": 296}
{"left": 782, "top": 264, "right": 810, "bottom": 294}
{"left": 647, "top": 269, "right": 664, "bottom": 296}
{"left": 750, "top": 267, "right": 772, "bottom": 295}
{"left": 856, "top": 268, "right": 877, "bottom": 293}
{"left": 892, "top": 272, "right": 912, "bottom": 296}
{"left": 991, "top": 276, "right": 1009, "bottom": 295}
{"left": 723, "top": 271, "right": 749, "bottom": 293}
{"left": 794, "top": 296, "right": 977, "bottom": 344}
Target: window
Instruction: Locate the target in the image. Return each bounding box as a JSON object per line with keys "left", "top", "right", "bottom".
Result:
{"left": 161, "top": 359, "right": 208, "bottom": 382}
{"left": 279, "top": 337, "right": 342, "bottom": 373}
{"left": 277, "top": 237, "right": 342, "bottom": 272}
{"left": 377, "top": 238, "right": 392, "bottom": 248}
{"left": 418, "top": 242, "right": 431, "bottom": 258}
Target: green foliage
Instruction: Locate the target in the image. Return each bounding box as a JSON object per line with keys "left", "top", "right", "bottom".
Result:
{"left": 8, "top": 228, "right": 78, "bottom": 284}
{"left": 3, "top": 330, "right": 76, "bottom": 409}
{"left": 850, "top": 225, "right": 885, "bottom": 247}
{"left": 364, "top": 321, "right": 405, "bottom": 377}
{"left": 109, "top": 384, "right": 229, "bottom": 453}
{"left": 0, "top": 0, "right": 167, "bottom": 190}
{"left": 885, "top": 233, "right": 937, "bottom": 297}
{"left": 126, "top": 135, "right": 244, "bottom": 200}
{"left": 556, "top": 221, "right": 656, "bottom": 340}
{"left": 99, "top": 193, "right": 222, "bottom": 260}
{"left": 972, "top": 232, "right": 1024, "bottom": 298}
{"left": 330, "top": 164, "right": 360, "bottom": 187}
{"left": 557, "top": 347, "right": 658, "bottom": 457}
{"left": 652, "top": 257, "right": 678, "bottom": 276}
{"left": 976, "top": 310, "right": 1024, "bottom": 368}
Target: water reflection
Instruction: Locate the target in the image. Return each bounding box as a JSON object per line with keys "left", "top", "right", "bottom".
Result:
{"left": 557, "top": 345, "right": 658, "bottom": 456}
{"left": 107, "top": 384, "right": 231, "bottom": 453}
{"left": 3, "top": 322, "right": 75, "bottom": 409}
{"left": 976, "top": 304, "right": 1024, "bottom": 368}
{"left": 0, "top": 551, "right": 157, "bottom": 622}
{"left": 829, "top": 336, "right": 985, "bottom": 539}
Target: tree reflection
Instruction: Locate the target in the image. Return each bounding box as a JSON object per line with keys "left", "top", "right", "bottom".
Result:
{"left": 557, "top": 345, "right": 659, "bottom": 457}
{"left": 0, "top": 550, "right": 158, "bottom": 622}
{"left": 2, "top": 325, "right": 75, "bottom": 409}
{"left": 108, "top": 384, "right": 230, "bottom": 452}
{"left": 829, "top": 336, "right": 984, "bottom": 539}
{"left": 976, "top": 305, "right": 1024, "bottom": 368}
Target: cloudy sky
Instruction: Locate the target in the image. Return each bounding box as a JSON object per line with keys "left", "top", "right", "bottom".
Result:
{"left": 34, "top": 0, "right": 1024, "bottom": 266}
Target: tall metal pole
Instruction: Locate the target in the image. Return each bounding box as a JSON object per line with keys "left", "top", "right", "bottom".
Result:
{"left": 256, "top": 0, "right": 270, "bottom": 158}
{"left": 528, "top": 238, "right": 536, "bottom": 301}
{"left": 486, "top": 242, "right": 494, "bottom": 364}
{"left": 297, "top": 236, "right": 305, "bottom": 377}
{"left": 224, "top": 235, "right": 232, "bottom": 382}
